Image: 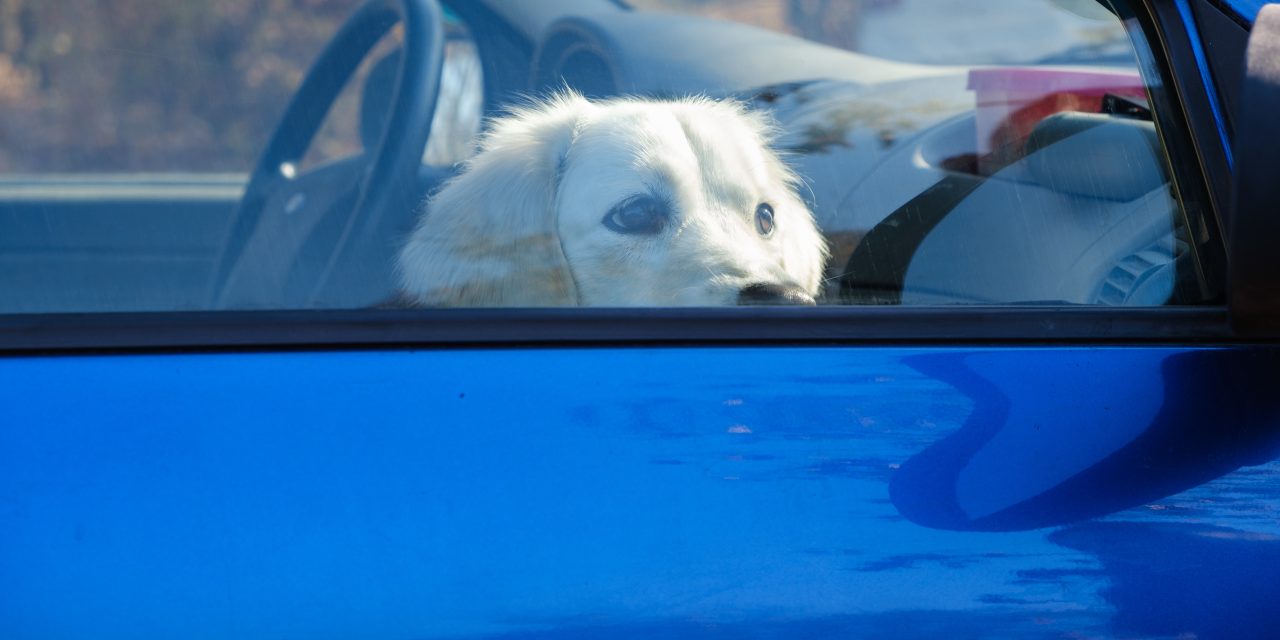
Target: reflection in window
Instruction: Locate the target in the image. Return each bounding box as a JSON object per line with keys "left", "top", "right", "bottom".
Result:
{"left": 424, "top": 22, "right": 484, "bottom": 167}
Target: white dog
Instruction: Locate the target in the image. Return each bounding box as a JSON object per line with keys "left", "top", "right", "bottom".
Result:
{"left": 397, "top": 93, "right": 828, "bottom": 306}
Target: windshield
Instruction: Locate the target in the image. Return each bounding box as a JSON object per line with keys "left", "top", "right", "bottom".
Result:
{"left": 626, "top": 0, "right": 1135, "bottom": 66}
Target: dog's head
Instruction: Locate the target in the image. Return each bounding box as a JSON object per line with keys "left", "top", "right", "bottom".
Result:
{"left": 398, "top": 93, "right": 828, "bottom": 306}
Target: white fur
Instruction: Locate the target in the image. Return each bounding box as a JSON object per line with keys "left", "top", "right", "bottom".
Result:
{"left": 397, "top": 93, "right": 828, "bottom": 306}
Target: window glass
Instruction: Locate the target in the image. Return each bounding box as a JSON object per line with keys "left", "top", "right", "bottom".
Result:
{"left": 303, "top": 14, "right": 483, "bottom": 170}
{"left": 424, "top": 19, "right": 484, "bottom": 167}
{"left": 630, "top": 0, "right": 1133, "bottom": 66}
{"left": 0, "top": 0, "right": 1216, "bottom": 312}
{"left": 0, "top": 1, "right": 358, "bottom": 173}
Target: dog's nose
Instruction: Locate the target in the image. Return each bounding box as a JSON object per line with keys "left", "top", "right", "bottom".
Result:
{"left": 737, "top": 283, "right": 816, "bottom": 306}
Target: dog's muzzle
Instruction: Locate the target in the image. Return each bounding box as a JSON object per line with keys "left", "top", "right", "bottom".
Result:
{"left": 737, "top": 283, "right": 816, "bottom": 306}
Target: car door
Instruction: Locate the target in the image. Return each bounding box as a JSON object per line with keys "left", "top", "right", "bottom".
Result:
{"left": 2, "top": 1, "right": 1278, "bottom": 639}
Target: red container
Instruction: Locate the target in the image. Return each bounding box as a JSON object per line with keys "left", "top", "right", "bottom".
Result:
{"left": 968, "top": 67, "right": 1146, "bottom": 161}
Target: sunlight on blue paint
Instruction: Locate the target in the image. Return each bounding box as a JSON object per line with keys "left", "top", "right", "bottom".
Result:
{"left": 4, "top": 346, "right": 1280, "bottom": 638}
{"left": 0, "top": 348, "right": 1080, "bottom": 637}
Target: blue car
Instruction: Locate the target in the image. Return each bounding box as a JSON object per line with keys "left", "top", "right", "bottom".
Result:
{"left": 3, "top": 0, "right": 1279, "bottom": 637}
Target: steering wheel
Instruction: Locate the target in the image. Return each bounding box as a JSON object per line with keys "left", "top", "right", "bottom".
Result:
{"left": 210, "top": 0, "right": 444, "bottom": 309}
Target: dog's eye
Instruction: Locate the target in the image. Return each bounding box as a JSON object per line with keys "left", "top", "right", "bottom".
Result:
{"left": 603, "top": 196, "right": 669, "bottom": 235}
{"left": 755, "top": 203, "right": 776, "bottom": 238}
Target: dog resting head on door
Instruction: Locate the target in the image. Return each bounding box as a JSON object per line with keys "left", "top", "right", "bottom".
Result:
{"left": 397, "top": 92, "right": 828, "bottom": 306}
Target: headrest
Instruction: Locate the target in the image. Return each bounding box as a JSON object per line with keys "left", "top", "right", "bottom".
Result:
{"left": 1024, "top": 112, "right": 1167, "bottom": 202}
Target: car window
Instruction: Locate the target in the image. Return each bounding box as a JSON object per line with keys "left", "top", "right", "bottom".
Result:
{"left": 630, "top": 0, "right": 1133, "bottom": 66}
{"left": 0, "top": 1, "right": 482, "bottom": 173}
{"left": 424, "top": 14, "right": 484, "bottom": 167}
{"left": 0, "top": 2, "right": 354, "bottom": 173}
{"left": 303, "top": 9, "right": 483, "bottom": 170}
{"left": 0, "top": 0, "right": 1218, "bottom": 313}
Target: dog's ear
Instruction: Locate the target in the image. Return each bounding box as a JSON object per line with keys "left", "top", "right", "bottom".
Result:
{"left": 774, "top": 167, "right": 829, "bottom": 296}
{"left": 709, "top": 100, "right": 830, "bottom": 297}
{"left": 779, "top": 203, "right": 830, "bottom": 296}
{"left": 398, "top": 93, "right": 591, "bottom": 306}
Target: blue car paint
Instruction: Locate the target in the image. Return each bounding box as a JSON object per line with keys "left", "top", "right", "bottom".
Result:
{"left": 1224, "top": 0, "right": 1269, "bottom": 22}
{"left": 3, "top": 346, "right": 1279, "bottom": 638}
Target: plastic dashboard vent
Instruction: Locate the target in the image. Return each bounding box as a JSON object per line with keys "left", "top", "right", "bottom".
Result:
{"left": 1094, "top": 243, "right": 1178, "bottom": 306}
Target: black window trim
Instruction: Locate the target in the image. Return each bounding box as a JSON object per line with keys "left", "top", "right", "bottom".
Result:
{"left": 1132, "top": 0, "right": 1230, "bottom": 304}
{"left": 0, "top": 306, "right": 1251, "bottom": 354}
{"left": 1148, "top": 0, "right": 1235, "bottom": 259}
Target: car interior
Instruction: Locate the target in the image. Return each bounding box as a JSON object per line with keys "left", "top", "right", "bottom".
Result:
{"left": 0, "top": 0, "right": 1215, "bottom": 313}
